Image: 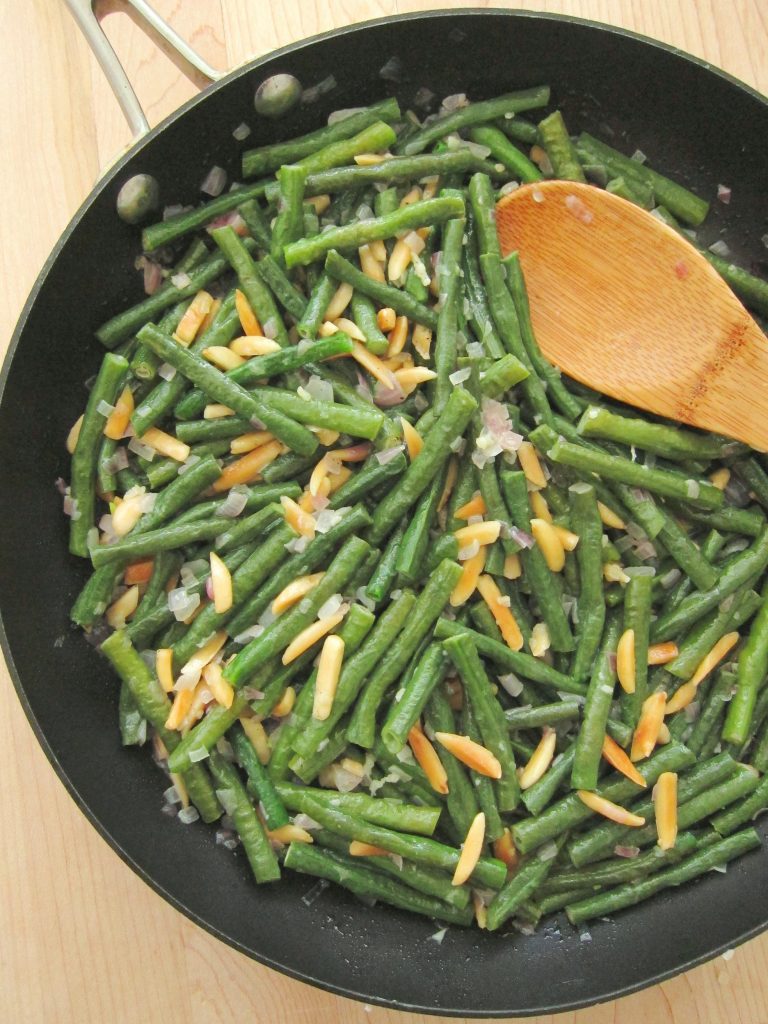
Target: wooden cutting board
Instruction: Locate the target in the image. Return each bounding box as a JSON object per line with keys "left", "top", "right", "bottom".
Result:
{"left": 1, "top": 2, "right": 767, "bottom": 1022}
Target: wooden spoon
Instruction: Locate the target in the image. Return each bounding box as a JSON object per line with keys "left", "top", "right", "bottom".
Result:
{"left": 495, "top": 180, "right": 768, "bottom": 450}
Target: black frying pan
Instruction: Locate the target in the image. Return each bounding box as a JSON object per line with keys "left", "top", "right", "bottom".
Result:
{"left": 2, "top": 9, "right": 768, "bottom": 1017}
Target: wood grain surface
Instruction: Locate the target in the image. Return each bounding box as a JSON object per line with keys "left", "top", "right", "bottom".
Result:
{"left": 1, "top": 3, "right": 766, "bottom": 1022}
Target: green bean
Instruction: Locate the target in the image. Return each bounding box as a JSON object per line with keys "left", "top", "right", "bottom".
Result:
{"left": 675, "top": 504, "right": 766, "bottom": 538}
{"left": 506, "top": 700, "right": 582, "bottom": 731}
{"left": 711, "top": 773, "right": 768, "bottom": 836}
{"left": 469, "top": 124, "right": 542, "bottom": 183}
{"left": 100, "top": 630, "right": 220, "bottom": 822}
{"left": 283, "top": 842, "right": 472, "bottom": 926}
{"left": 131, "top": 550, "right": 181, "bottom": 625}
{"left": 350, "top": 292, "right": 388, "bottom": 355}
{"left": 213, "top": 504, "right": 283, "bottom": 555}
{"left": 666, "top": 586, "right": 761, "bottom": 680}
{"left": 285, "top": 196, "right": 465, "bottom": 269}
{"left": 723, "top": 586, "right": 768, "bottom": 745}
{"left": 521, "top": 743, "right": 576, "bottom": 817}
{"left": 568, "top": 482, "right": 607, "bottom": 680}
{"left": 347, "top": 561, "right": 463, "bottom": 748}
{"left": 140, "top": 182, "right": 269, "bottom": 252}
{"left": 479, "top": 354, "right": 530, "bottom": 398}
{"left": 396, "top": 88, "right": 550, "bottom": 156}
{"left": 487, "top": 837, "right": 565, "bottom": 931}
{"left": 173, "top": 334, "right": 355, "bottom": 421}
{"left": 496, "top": 115, "right": 539, "bottom": 145}
{"left": 433, "top": 211, "right": 466, "bottom": 414}
{"left": 270, "top": 164, "right": 306, "bottom": 263}
{"left": 96, "top": 242, "right": 255, "bottom": 348}
{"left": 228, "top": 724, "right": 289, "bottom": 829}
{"left": 566, "top": 829, "right": 760, "bottom": 925}
{"left": 329, "top": 452, "right": 407, "bottom": 510}
{"left": 238, "top": 197, "right": 271, "bottom": 249}
{"left": 293, "top": 794, "right": 506, "bottom": 890}
{"left": 242, "top": 99, "right": 400, "bottom": 177}
{"left": 369, "top": 388, "right": 476, "bottom": 544}
{"left": 223, "top": 535, "right": 369, "bottom": 688}
{"left": 575, "top": 133, "right": 709, "bottom": 226}
{"left": 256, "top": 253, "right": 307, "bottom": 319}
{"left": 382, "top": 643, "right": 448, "bottom": 757}
{"left": 275, "top": 782, "right": 441, "bottom": 837}
{"left": 705, "top": 253, "right": 768, "bottom": 317}
{"left": 298, "top": 121, "right": 397, "bottom": 176}
{"left": 468, "top": 172, "right": 503, "bottom": 260}
{"left": 571, "top": 613, "right": 621, "bottom": 790}
{"left": 136, "top": 324, "right": 316, "bottom": 455}
{"left": 657, "top": 514, "right": 718, "bottom": 592}
{"left": 463, "top": 215, "right": 506, "bottom": 358}
{"left": 460, "top": 694, "right": 505, "bottom": 842}
{"left": 543, "top": 436, "right": 723, "bottom": 510}
{"left": 364, "top": 521, "right": 407, "bottom": 605}
{"left": 395, "top": 466, "right": 446, "bottom": 582}
{"left": 605, "top": 175, "right": 655, "bottom": 209}
{"left": 207, "top": 749, "right": 280, "bottom": 883}
{"left": 686, "top": 669, "right": 736, "bottom": 755}
{"left": 313, "top": 829, "right": 469, "bottom": 910}
{"left": 69, "top": 353, "right": 129, "bottom": 555}
{"left": 90, "top": 519, "right": 231, "bottom": 568}
{"left": 577, "top": 405, "right": 728, "bottom": 461}
{"left": 443, "top": 634, "right": 520, "bottom": 811}
{"left": 501, "top": 471, "right": 575, "bottom": 651}
{"left": 129, "top": 301, "right": 188, "bottom": 382}
{"left": 620, "top": 573, "right": 654, "bottom": 725}
{"left": 324, "top": 250, "right": 437, "bottom": 328}
{"left": 537, "top": 110, "right": 585, "bottom": 182}
{"left": 118, "top": 683, "right": 145, "bottom": 746}
{"left": 512, "top": 742, "right": 695, "bottom": 854}
{"left": 567, "top": 752, "right": 739, "bottom": 866}
{"left": 422, "top": 684, "right": 480, "bottom": 839}
{"left": 297, "top": 272, "right": 336, "bottom": 338}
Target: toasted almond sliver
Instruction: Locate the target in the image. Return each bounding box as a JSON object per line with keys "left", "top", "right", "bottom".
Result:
{"left": 577, "top": 790, "right": 646, "bottom": 827}
{"left": 174, "top": 291, "right": 214, "bottom": 345}
{"left": 281, "top": 611, "right": 346, "bottom": 665}
{"left": 454, "top": 494, "right": 487, "bottom": 520}
{"left": 654, "top": 772, "right": 679, "bottom": 850}
{"left": 411, "top": 323, "right": 433, "bottom": 360}
{"left": 202, "top": 661, "right": 234, "bottom": 709}
{"left": 178, "top": 631, "right": 228, "bottom": 683}
{"left": 209, "top": 551, "right": 233, "bottom": 614}
{"left": 393, "top": 366, "right": 437, "bottom": 396}
{"left": 517, "top": 441, "right": 547, "bottom": 489}
{"left": 616, "top": 628, "right": 636, "bottom": 694}
{"left": 387, "top": 315, "right": 409, "bottom": 356}
{"left": 631, "top": 691, "right": 668, "bottom": 761}
{"left": 452, "top": 812, "right": 485, "bottom": 886}
{"left": 270, "top": 824, "right": 314, "bottom": 844}
{"left": 597, "top": 500, "right": 626, "bottom": 530}
{"left": 552, "top": 524, "right": 580, "bottom": 552}
{"left": 530, "top": 518, "right": 566, "bottom": 572}
{"left": 399, "top": 186, "right": 422, "bottom": 207}
{"left": 156, "top": 648, "right": 175, "bottom": 693}
{"left": 204, "top": 403, "right": 236, "bottom": 419}
{"left": 377, "top": 307, "right": 397, "bottom": 332}
{"left": 67, "top": 413, "right": 84, "bottom": 454}
{"left": 492, "top": 828, "right": 518, "bottom": 870}
{"left": 435, "top": 731, "right": 502, "bottom": 779}
{"left": 212, "top": 440, "right": 284, "bottom": 492}
{"left": 401, "top": 418, "right": 423, "bottom": 460}
{"left": 602, "top": 734, "right": 646, "bottom": 787}
{"left": 123, "top": 558, "right": 154, "bottom": 585}
{"left": 368, "top": 239, "right": 388, "bottom": 263}
{"left": 111, "top": 493, "right": 146, "bottom": 537}
{"left": 281, "top": 494, "right": 316, "bottom": 538}
{"left": 709, "top": 467, "right": 731, "bottom": 490}
{"left": 503, "top": 553, "right": 522, "bottom": 580}
{"left": 359, "top": 244, "right": 386, "bottom": 283}
{"left": 388, "top": 240, "right": 413, "bottom": 283}
{"left": 604, "top": 562, "right": 630, "bottom": 585}
{"left": 104, "top": 386, "right": 134, "bottom": 440}
{"left": 647, "top": 641, "right": 679, "bottom": 666}
{"left": 349, "top": 340, "right": 398, "bottom": 388}
{"left": 203, "top": 345, "right": 246, "bottom": 372}
{"left": 450, "top": 547, "right": 486, "bottom": 607}
{"left": 333, "top": 317, "right": 366, "bottom": 342}
{"left": 518, "top": 728, "right": 557, "bottom": 789}
{"left": 529, "top": 490, "right": 552, "bottom": 523}
{"left": 324, "top": 282, "right": 354, "bottom": 322}
{"left": 454, "top": 521, "right": 502, "bottom": 547}
{"left": 235, "top": 289, "right": 261, "bottom": 337}
{"left": 476, "top": 574, "right": 523, "bottom": 651}
{"left": 165, "top": 688, "right": 194, "bottom": 731}
{"left": 312, "top": 634, "right": 346, "bottom": 721}
{"left": 408, "top": 723, "right": 449, "bottom": 794}
{"left": 349, "top": 841, "right": 390, "bottom": 856}
{"left": 229, "top": 335, "right": 281, "bottom": 357}
{"left": 272, "top": 573, "right": 325, "bottom": 615}
{"left": 240, "top": 716, "right": 270, "bottom": 764}
{"left": 272, "top": 686, "right": 296, "bottom": 717}
{"left": 307, "top": 194, "right": 331, "bottom": 215}
{"left": 105, "top": 585, "right": 140, "bottom": 629}
{"left": 666, "top": 632, "right": 740, "bottom": 714}
{"left": 437, "top": 457, "right": 458, "bottom": 514}
{"left": 140, "top": 427, "right": 191, "bottom": 463}
{"left": 230, "top": 430, "right": 274, "bottom": 455}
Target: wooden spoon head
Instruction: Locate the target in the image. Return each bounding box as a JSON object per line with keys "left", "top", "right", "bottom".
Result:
{"left": 496, "top": 180, "right": 768, "bottom": 450}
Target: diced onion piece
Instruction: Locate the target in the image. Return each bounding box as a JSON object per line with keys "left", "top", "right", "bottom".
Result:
{"left": 212, "top": 440, "right": 283, "bottom": 492}
{"left": 272, "top": 686, "right": 296, "bottom": 717}
{"left": 435, "top": 731, "right": 502, "bottom": 779}
{"left": 140, "top": 427, "right": 191, "bottom": 463}
{"left": 503, "top": 553, "right": 522, "bottom": 580}
{"left": 67, "top": 414, "right": 84, "bottom": 454}
{"left": 577, "top": 791, "right": 646, "bottom": 827}
{"left": 235, "top": 289, "right": 261, "bottom": 336}
{"left": 630, "top": 691, "right": 668, "bottom": 761}
{"left": 408, "top": 722, "right": 449, "bottom": 794}
{"left": 240, "top": 716, "right": 270, "bottom": 764}
{"left": 377, "top": 307, "right": 397, "bottom": 332}
{"left": 454, "top": 494, "right": 487, "bottom": 520}
{"left": 616, "top": 628, "right": 636, "bottom": 694}
{"left": 530, "top": 518, "right": 566, "bottom": 572}
{"left": 209, "top": 551, "right": 233, "bottom": 613}
{"left": 281, "top": 610, "right": 346, "bottom": 664}
{"left": 272, "top": 573, "right": 325, "bottom": 615}
{"left": 597, "top": 500, "right": 626, "bottom": 530}
{"left": 174, "top": 291, "right": 214, "bottom": 345}
{"left": 647, "top": 641, "right": 679, "bottom": 666}
{"left": 529, "top": 490, "right": 552, "bottom": 523}
{"left": 401, "top": 418, "right": 423, "bottom": 460}
{"left": 281, "top": 494, "right": 316, "bottom": 538}
{"left": 201, "top": 165, "right": 226, "bottom": 197}
{"left": 312, "top": 634, "right": 345, "bottom": 721}
{"left": 229, "top": 335, "right": 281, "bottom": 357}
{"left": 204, "top": 403, "right": 236, "bottom": 419}
{"left": 449, "top": 547, "right": 486, "bottom": 606}
{"left": 452, "top": 811, "right": 486, "bottom": 886}
{"left": 517, "top": 441, "right": 547, "bottom": 488}
{"left": 105, "top": 584, "right": 140, "bottom": 628}
{"left": 476, "top": 574, "right": 523, "bottom": 651}
{"left": 654, "top": 771, "right": 678, "bottom": 850}
{"left": 552, "top": 524, "right": 580, "bottom": 552}
{"left": 324, "top": 281, "right": 354, "bottom": 322}
{"left": 202, "top": 661, "right": 234, "bottom": 709}
{"left": 155, "top": 648, "right": 175, "bottom": 692}
{"left": 601, "top": 734, "right": 646, "bottom": 787}
{"left": 103, "top": 386, "right": 135, "bottom": 440}
{"left": 165, "top": 688, "right": 194, "bottom": 731}
{"left": 454, "top": 520, "right": 502, "bottom": 547}
{"left": 393, "top": 365, "right": 437, "bottom": 396}
{"left": 518, "top": 728, "right": 557, "bottom": 789}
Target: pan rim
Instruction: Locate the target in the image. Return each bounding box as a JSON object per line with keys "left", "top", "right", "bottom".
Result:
{"left": 2, "top": 7, "right": 768, "bottom": 1017}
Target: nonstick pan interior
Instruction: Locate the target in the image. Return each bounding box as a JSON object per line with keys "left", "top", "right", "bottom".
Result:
{"left": 2, "top": 10, "right": 767, "bottom": 1017}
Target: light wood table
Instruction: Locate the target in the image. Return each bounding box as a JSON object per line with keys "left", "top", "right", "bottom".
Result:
{"left": 2, "top": 3, "right": 767, "bottom": 1022}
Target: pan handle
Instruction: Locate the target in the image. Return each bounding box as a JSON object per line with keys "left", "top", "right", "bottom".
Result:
{"left": 63, "top": 0, "right": 224, "bottom": 143}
